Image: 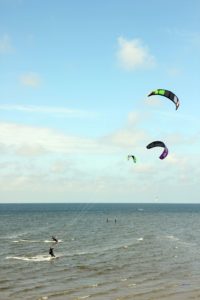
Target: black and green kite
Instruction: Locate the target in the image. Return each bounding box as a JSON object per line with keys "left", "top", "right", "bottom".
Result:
{"left": 148, "top": 89, "right": 180, "bottom": 110}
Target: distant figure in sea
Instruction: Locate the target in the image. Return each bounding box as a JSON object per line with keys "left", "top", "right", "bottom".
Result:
{"left": 107, "top": 218, "right": 109, "bottom": 223}
{"left": 49, "top": 247, "right": 55, "bottom": 257}
{"left": 52, "top": 236, "right": 58, "bottom": 243}
{"left": 115, "top": 219, "right": 117, "bottom": 223}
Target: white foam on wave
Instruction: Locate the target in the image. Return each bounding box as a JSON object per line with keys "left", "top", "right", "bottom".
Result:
{"left": 12, "top": 239, "right": 63, "bottom": 243}
{"left": 121, "top": 278, "right": 127, "bottom": 282}
{"left": 166, "top": 235, "right": 179, "bottom": 241}
{"left": 128, "top": 283, "right": 137, "bottom": 287}
{"left": 137, "top": 237, "right": 143, "bottom": 241}
{"left": 44, "top": 239, "right": 62, "bottom": 243}
{"left": 137, "top": 208, "right": 144, "bottom": 211}
{"left": 5, "top": 233, "right": 25, "bottom": 240}
{"left": 76, "top": 252, "right": 87, "bottom": 255}
{"left": 6, "top": 255, "right": 56, "bottom": 262}
{"left": 13, "top": 239, "right": 39, "bottom": 243}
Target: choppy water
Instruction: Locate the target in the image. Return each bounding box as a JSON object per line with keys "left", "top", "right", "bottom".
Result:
{"left": 1, "top": 203, "right": 200, "bottom": 300}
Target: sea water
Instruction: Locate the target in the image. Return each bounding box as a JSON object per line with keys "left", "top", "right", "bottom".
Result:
{"left": 1, "top": 203, "right": 200, "bottom": 300}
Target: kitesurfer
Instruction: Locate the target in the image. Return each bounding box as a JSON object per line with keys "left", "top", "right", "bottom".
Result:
{"left": 52, "top": 236, "right": 58, "bottom": 243}
{"left": 49, "top": 247, "right": 55, "bottom": 257}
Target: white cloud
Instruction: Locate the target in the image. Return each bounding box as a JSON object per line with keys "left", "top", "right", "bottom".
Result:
{"left": 166, "top": 153, "right": 181, "bottom": 165}
{"left": 116, "top": 37, "right": 155, "bottom": 70}
{"left": 50, "top": 161, "right": 71, "bottom": 174}
{"left": 102, "top": 128, "right": 147, "bottom": 148}
{"left": 135, "top": 163, "right": 155, "bottom": 174}
{"left": 0, "top": 34, "right": 13, "bottom": 54}
{"left": 0, "top": 111, "right": 148, "bottom": 156}
{"left": 0, "top": 122, "right": 117, "bottom": 156}
{"left": 0, "top": 104, "right": 92, "bottom": 118}
{"left": 0, "top": 105, "right": 200, "bottom": 203}
{"left": 167, "top": 67, "right": 183, "bottom": 77}
{"left": 20, "top": 72, "right": 41, "bottom": 87}
{"left": 127, "top": 111, "right": 142, "bottom": 125}
{"left": 144, "top": 96, "right": 162, "bottom": 108}
{"left": 166, "top": 132, "right": 200, "bottom": 146}
{"left": 102, "top": 111, "right": 149, "bottom": 149}
{"left": 166, "top": 28, "right": 200, "bottom": 48}
{"left": 15, "top": 144, "right": 47, "bottom": 156}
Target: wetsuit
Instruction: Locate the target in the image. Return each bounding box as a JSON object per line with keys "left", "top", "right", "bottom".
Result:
{"left": 52, "top": 236, "right": 58, "bottom": 243}
{"left": 49, "top": 247, "right": 55, "bottom": 257}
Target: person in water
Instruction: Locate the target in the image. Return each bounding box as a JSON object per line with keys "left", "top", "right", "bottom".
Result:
{"left": 52, "top": 236, "right": 58, "bottom": 243}
{"left": 49, "top": 247, "right": 55, "bottom": 257}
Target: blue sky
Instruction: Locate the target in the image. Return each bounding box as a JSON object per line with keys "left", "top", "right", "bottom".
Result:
{"left": 0, "top": 0, "right": 200, "bottom": 203}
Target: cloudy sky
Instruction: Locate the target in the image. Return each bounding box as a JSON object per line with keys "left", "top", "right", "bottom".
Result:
{"left": 0, "top": 0, "right": 200, "bottom": 203}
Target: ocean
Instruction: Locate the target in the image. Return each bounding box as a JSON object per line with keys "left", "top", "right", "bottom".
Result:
{"left": 1, "top": 203, "right": 200, "bottom": 300}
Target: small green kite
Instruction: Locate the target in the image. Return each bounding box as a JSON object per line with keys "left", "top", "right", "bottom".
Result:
{"left": 127, "top": 155, "right": 137, "bottom": 163}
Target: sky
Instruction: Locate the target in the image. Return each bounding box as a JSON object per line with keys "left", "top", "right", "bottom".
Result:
{"left": 0, "top": 0, "right": 200, "bottom": 203}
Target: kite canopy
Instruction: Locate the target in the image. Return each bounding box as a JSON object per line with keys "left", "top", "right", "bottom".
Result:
{"left": 148, "top": 89, "right": 180, "bottom": 110}
{"left": 127, "top": 155, "right": 137, "bottom": 163}
{"left": 146, "top": 141, "right": 168, "bottom": 160}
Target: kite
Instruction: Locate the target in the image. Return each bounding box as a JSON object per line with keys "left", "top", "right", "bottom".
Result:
{"left": 146, "top": 141, "right": 168, "bottom": 160}
{"left": 127, "top": 155, "right": 137, "bottom": 163}
{"left": 148, "top": 89, "right": 180, "bottom": 110}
